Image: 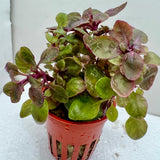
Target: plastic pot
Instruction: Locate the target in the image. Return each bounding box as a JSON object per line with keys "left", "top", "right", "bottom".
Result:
{"left": 46, "top": 113, "right": 107, "bottom": 160}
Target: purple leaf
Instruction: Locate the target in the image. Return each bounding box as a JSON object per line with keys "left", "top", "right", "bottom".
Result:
{"left": 121, "top": 52, "right": 144, "bottom": 81}
{"left": 29, "top": 87, "right": 44, "bottom": 107}
{"left": 3, "top": 82, "right": 23, "bottom": 103}
{"left": 105, "top": 2, "right": 127, "bottom": 17}
{"left": 113, "top": 20, "right": 133, "bottom": 48}
{"left": 140, "top": 64, "right": 158, "bottom": 90}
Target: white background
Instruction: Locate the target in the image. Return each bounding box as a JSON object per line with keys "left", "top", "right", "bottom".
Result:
{"left": 1, "top": 0, "right": 160, "bottom": 115}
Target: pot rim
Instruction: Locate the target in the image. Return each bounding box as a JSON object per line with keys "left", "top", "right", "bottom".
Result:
{"left": 48, "top": 112, "right": 107, "bottom": 126}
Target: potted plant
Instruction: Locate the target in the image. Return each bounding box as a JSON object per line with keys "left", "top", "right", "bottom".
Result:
{"left": 3, "top": 2, "right": 160, "bottom": 160}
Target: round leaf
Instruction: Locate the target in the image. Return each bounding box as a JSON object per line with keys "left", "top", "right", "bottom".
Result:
{"left": 29, "top": 87, "right": 44, "bottom": 107}
{"left": 83, "top": 35, "right": 119, "bottom": 60}
{"left": 121, "top": 52, "right": 144, "bottom": 81}
{"left": 116, "top": 95, "right": 129, "bottom": 107}
{"left": 56, "top": 12, "right": 68, "bottom": 27}
{"left": 85, "top": 65, "right": 104, "bottom": 97}
{"left": 95, "top": 77, "right": 115, "bottom": 100}
{"left": 3, "top": 81, "right": 23, "bottom": 103}
{"left": 31, "top": 100, "right": 48, "bottom": 123}
{"left": 140, "top": 64, "right": 158, "bottom": 90}
{"left": 40, "top": 47, "right": 59, "bottom": 63}
{"left": 111, "top": 73, "right": 135, "bottom": 97}
{"left": 125, "top": 117, "right": 148, "bottom": 140}
{"left": 66, "top": 77, "right": 86, "bottom": 97}
{"left": 106, "top": 105, "right": 118, "bottom": 122}
{"left": 144, "top": 51, "right": 160, "bottom": 66}
{"left": 125, "top": 92, "right": 148, "bottom": 119}
{"left": 15, "top": 47, "right": 36, "bottom": 73}
{"left": 68, "top": 94, "right": 100, "bottom": 121}
{"left": 132, "top": 28, "right": 148, "bottom": 44}
{"left": 20, "top": 99, "right": 32, "bottom": 118}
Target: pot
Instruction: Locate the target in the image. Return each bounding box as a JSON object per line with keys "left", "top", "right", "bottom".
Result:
{"left": 46, "top": 112, "right": 107, "bottom": 160}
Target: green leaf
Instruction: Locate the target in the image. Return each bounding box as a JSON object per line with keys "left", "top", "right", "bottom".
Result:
{"left": 125, "top": 117, "right": 148, "bottom": 140}
{"left": 20, "top": 99, "right": 32, "bottom": 118}
{"left": 40, "top": 47, "right": 59, "bottom": 63}
{"left": 140, "top": 64, "right": 158, "bottom": 90}
{"left": 116, "top": 95, "right": 129, "bottom": 107}
{"left": 121, "top": 52, "right": 144, "bottom": 80}
{"left": 106, "top": 105, "right": 118, "bottom": 122}
{"left": 64, "top": 57, "right": 82, "bottom": 76}
{"left": 111, "top": 73, "right": 135, "bottom": 97}
{"left": 85, "top": 65, "right": 104, "bottom": 97}
{"left": 3, "top": 81, "right": 23, "bottom": 103}
{"left": 45, "top": 32, "right": 58, "bottom": 44}
{"left": 44, "top": 89, "right": 52, "bottom": 97}
{"left": 144, "top": 51, "right": 160, "bottom": 65}
{"left": 56, "top": 12, "right": 68, "bottom": 27}
{"left": 95, "top": 77, "right": 115, "bottom": 100}
{"left": 84, "top": 35, "right": 119, "bottom": 59}
{"left": 49, "top": 84, "right": 69, "bottom": 103}
{"left": 125, "top": 92, "right": 147, "bottom": 119}
{"left": 108, "top": 55, "right": 122, "bottom": 65}
{"left": 66, "top": 77, "right": 86, "bottom": 97}
{"left": 56, "top": 59, "right": 65, "bottom": 71}
{"left": 68, "top": 94, "right": 100, "bottom": 121}
{"left": 136, "top": 87, "right": 144, "bottom": 95}
{"left": 132, "top": 28, "right": 148, "bottom": 44}
{"left": 31, "top": 100, "right": 48, "bottom": 123}
{"left": 28, "top": 76, "right": 41, "bottom": 88}
{"left": 15, "top": 47, "right": 36, "bottom": 73}
{"left": 29, "top": 87, "right": 44, "bottom": 107}
{"left": 46, "top": 97, "right": 57, "bottom": 110}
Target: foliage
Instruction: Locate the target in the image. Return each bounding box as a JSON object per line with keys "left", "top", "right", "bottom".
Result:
{"left": 3, "top": 2, "right": 160, "bottom": 140}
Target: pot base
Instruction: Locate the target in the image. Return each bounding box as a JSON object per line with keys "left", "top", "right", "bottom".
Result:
{"left": 47, "top": 113, "right": 107, "bottom": 160}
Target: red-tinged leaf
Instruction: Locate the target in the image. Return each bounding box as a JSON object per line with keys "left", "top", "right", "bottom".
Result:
{"left": 3, "top": 81, "right": 23, "bottom": 103}
{"left": 5, "top": 62, "right": 20, "bottom": 82}
{"left": 140, "top": 64, "right": 158, "bottom": 90}
{"left": 132, "top": 28, "right": 148, "bottom": 44}
{"left": 67, "top": 12, "right": 81, "bottom": 29}
{"left": 29, "top": 87, "right": 44, "bottom": 107}
{"left": 83, "top": 35, "right": 119, "bottom": 60}
{"left": 113, "top": 20, "right": 133, "bottom": 46}
{"left": 40, "top": 47, "right": 59, "bottom": 63}
{"left": 105, "top": 2, "right": 127, "bottom": 17}
{"left": 111, "top": 73, "right": 135, "bottom": 97}
{"left": 121, "top": 52, "right": 144, "bottom": 81}
{"left": 83, "top": 8, "right": 108, "bottom": 23}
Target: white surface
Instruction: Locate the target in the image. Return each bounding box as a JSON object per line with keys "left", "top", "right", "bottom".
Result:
{"left": 0, "top": 0, "right": 12, "bottom": 93}
{"left": 10, "top": 0, "right": 160, "bottom": 115}
{"left": 0, "top": 90, "right": 160, "bottom": 160}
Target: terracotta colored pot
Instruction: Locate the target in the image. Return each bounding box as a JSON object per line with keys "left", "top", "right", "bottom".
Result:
{"left": 46, "top": 113, "right": 107, "bottom": 160}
